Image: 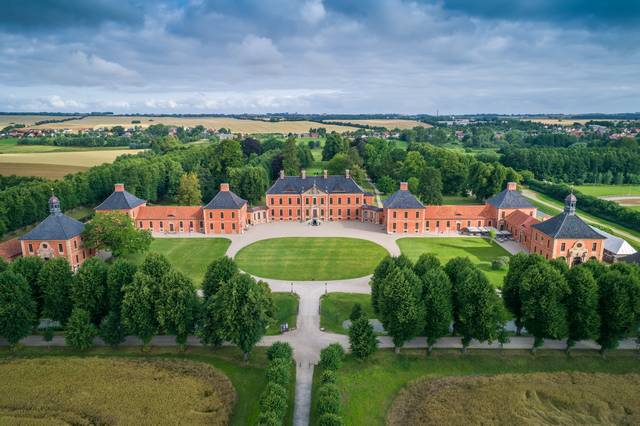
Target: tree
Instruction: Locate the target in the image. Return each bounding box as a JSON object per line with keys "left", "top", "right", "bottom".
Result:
{"left": 282, "top": 137, "right": 300, "bottom": 175}
{"left": 322, "top": 133, "right": 348, "bottom": 161}
{"left": 0, "top": 270, "right": 35, "bottom": 346}
{"left": 414, "top": 253, "right": 440, "bottom": 278}
{"left": 502, "top": 253, "right": 544, "bottom": 335}
{"left": 241, "top": 137, "right": 262, "bottom": 157}
{"left": 65, "top": 308, "right": 97, "bottom": 350}
{"left": 216, "top": 274, "right": 273, "bottom": 361}
{"left": 349, "top": 316, "right": 377, "bottom": 359}
{"left": 202, "top": 256, "right": 239, "bottom": 298}
{"left": 106, "top": 259, "right": 137, "bottom": 312}
{"left": 421, "top": 268, "right": 453, "bottom": 353}
{"left": 71, "top": 257, "right": 109, "bottom": 324}
{"left": 376, "top": 176, "right": 396, "bottom": 194}
{"left": 418, "top": 166, "right": 443, "bottom": 205}
{"left": 267, "top": 341, "right": 293, "bottom": 361}
{"left": 327, "top": 153, "right": 352, "bottom": 176}
{"left": 565, "top": 266, "right": 600, "bottom": 352}
{"left": 157, "top": 270, "right": 198, "bottom": 347}
{"left": 9, "top": 256, "right": 44, "bottom": 316}
{"left": 121, "top": 273, "right": 158, "bottom": 348}
{"left": 99, "top": 310, "right": 127, "bottom": 347}
{"left": 349, "top": 303, "right": 363, "bottom": 321}
{"left": 297, "top": 143, "right": 314, "bottom": 168}
{"left": 238, "top": 166, "right": 268, "bottom": 205}
{"left": 176, "top": 172, "right": 202, "bottom": 205}
{"left": 520, "top": 262, "right": 570, "bottom": 351}
{"left": 378, "top": 267, "right": 425, "bottom": 353}
{"left": 82, "top": 212, "right": 152, "bottom": 256}
{"left": 319, "top": 343, "right": 345, "bottom": 370}
{"left": 37, "top": 257, "right": 73, "bottom": 323}
{"left": 597, "top": 268, "right": 640, "bottom": 353}
{"left": 371, "top": 256, "right": 398, "bottom": 315}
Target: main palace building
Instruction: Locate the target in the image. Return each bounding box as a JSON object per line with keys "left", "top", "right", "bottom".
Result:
{"left": 18, "top": 169, "right": 605, "bottom": 268}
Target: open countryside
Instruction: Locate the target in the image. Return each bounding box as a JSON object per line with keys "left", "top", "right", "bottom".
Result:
{"left": 326, "top": 119, "right": 432, "bottom": 129}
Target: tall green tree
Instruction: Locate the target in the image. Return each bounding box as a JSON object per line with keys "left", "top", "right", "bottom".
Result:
{"left": 202, "top": 256, "right": 239, "bottom": 298}
{"left": 157, "top": 270, "right": 199, "bottom": 346}
{"left": 597, "top": 268, "right": 640, "bottom": 353}
{"left": 418, "top": 166, "right": 443, "bottom": 205}
{"left": 9, "top": 256, "right": 44, "bottom": 316}
{"left": 297, "top": 143, "right": 314, "bottom": 168}
{"left": 421, "top": 268, "right": 453, "bottom": 353}
{"left": 37, "top": 257, "right": 73, "bottom": 323}
{"left": 65, "top": 307, "right": 97, "bottom": 351}
{"left": 239, "top": 166, "right": 268, "bottom": 204}
{"left": 502, "top": 253, "right": 545, "bottom": 335}
{"left": 198, "top": 296, "right": 226, "bottom": 347}
{"left": 520, "top": 262, "right": 570, "bottom": 351}
{"left": 327, "top": 153, "right": 352, "bottom": 176}
{"left": 176, "top": 172, "right": 202, "bottom": 205}
{"left": 282, "top": 137, "right": 300, "bottom": 175}
{"left": 370, "top": 256, "right": 397, "bottom": 315}
{"left": 0, "top": 270, "right": 35, "bottom": 346}
{"left": 348, "top": 316, "right": 378, "bottom": 360}
{"left": 82, "top": 212, "right": 152, "bottom": 256}
{"left": 121, "top": 273, "right": 159, "bottom": 348}
{"left": 71, "top": 257, "right": 109, "bottom": 324}
{"left": 216, "top": 274, "right": 274, "bottom": 361}
{"left": 414, "top": 253, "right": 441, "bottom": 278}
{"left": 565, "top": 266, "right": 600, "bottom": 351}
{"left": 322, "top": 133, "right": 348, "bottom": 161}
{"left": 106, "top": 259, "right": 137, "bottom": 312}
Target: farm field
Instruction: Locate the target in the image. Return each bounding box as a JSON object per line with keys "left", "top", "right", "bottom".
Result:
{"left": 326, "top": 119, "right": 431, "bottom": 129}
{"left": 124, "top": 238, "right": 231, "bottom": 285}
{"left": 320, "top": 293, "right": 374, "bottom": 334}
{"left": 0, "top": 138, "right": 135, "bottom": 154}
{"left": 574, "top": 184, "right": 640, "bottom": 197}
{"left": 26, "top": 115, "right": 357, "bottom": 134}
{"left": 235, "top": 237, "right": 389, "bottom": 280}
{"left": 396, "top": 237, "right": 511, "bottom": 287}
{"left": 0, "top": 149, "right": 143, "bottom": 179}
{"left": 526, "top": 118, "right": 592, "bottom": 126}
{"left": 310, "top": 350, "right": 640, "bottom": 426}
{"left": 267, "top": 292, "right": 299, "bottom": 335}
{"left": 388, "top": 372, "right": 640, "bottom": 425}
{"left": 0, "top": 356, "right": 236, "bottom": 425}
{"left": 0, "top": 114, "right": 80, "bottom": 128}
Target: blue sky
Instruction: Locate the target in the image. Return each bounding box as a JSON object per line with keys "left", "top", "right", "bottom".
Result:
{"left": 0, "top": 0, "right": 638, "bottom": 114}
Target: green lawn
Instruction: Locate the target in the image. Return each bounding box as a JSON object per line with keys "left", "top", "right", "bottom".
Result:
{"left": 396, "top": 237, "right": 510, "bottom": 287}
{"left": 310, "top": 350, "right": 640, "bottom": 426}
{"left": 267, "top": 293, "right": 299, "bottom": 335}
{"left": 0, "top": 346, "right": 283, "bottom": 426}
{"left": 575, "top": 184, "right": 640, "bottom": 197}
{"left": 0, "top": 137, "right": 135, "bottom": 154}
{"left": 320, "top": 293, "right": 374, "bottom": 334}
{"left": 123, "top": 238, "right": 231, "bottom": 285}
{"left": 235, "top": 237, "right": 389, "bottom": 281}
{"left": 441, "top": 195, "right": 481, "bottom": 205}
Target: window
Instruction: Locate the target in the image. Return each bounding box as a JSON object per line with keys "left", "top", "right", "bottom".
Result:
{"left": 320, "top": 198, "right": 325, "bottom": 205}
{"left": 393, "top": 211, "right": 397, "bottom": 219}
{"left": 561, "top": 243, "right": 566, "bottom": 251}
{"left": 179, "top": 221, "right": 183, "bottom": 230}
{"left": 200, "top": 221, "right": 204, "bottom": 229}
{"left": 76, "top": 255, "right": 79, "bottom": 263}
{"left": 426, "top": 221, "right": 430, "bottom": 229}
{"left": 288, "top": 198, "right": 292, "bottom": 204}
{"left": 58, "top": 243, "right": 63, "bottom": 252}
{"left": 330, "top": 198, "right": 334, "bottom": 205}
{"left": 297, "top": 209, "right": 301, "bottom": 215}
{"left": 232, "top": 212, "right": 235, "bottom": 218}
{"left": 271, "top": 209, "right": 274, "bottom": 216}
{"left": 209, "top": 212, "right": 213, "bottom": 219}
{"left": 330, "top": 209, "right": 333, "bottom": 216}
{"left": 139, "top": 221, "right": 142, "bottom": 227}
{"left": 404, "top": 212, "right": 408, "bottom": 219}
{"left": 415, "top": 223, "right": 419, "bottom": 231}
{"left": 338, "top": 209, "right": 342, "bottom": 216}
{"left": 221, "top": 223, "right": 225, "bottom": 230}
{"left": 306, "top": 209, "right": 310, "bottom": 216}
{"left": 403, "top": 223, "right": 408, "bottom": 231}
{"left": 347, "top": 197, "right": 351, "bottom": 204}
{"left": 279, "top": 197, "right": 283, "bottom": 204}
{"left": 416, "top": 211, "right": 420, "bottom": 219}
{"left": 467, "top": 220, "right": 471, "bottom": 226}
{"left": 279, "top": 209, "right": 283, "bottom": 216}
{"left": 82, "top": 250, "right": 86, "bottom": 259}
{"left": 393, "top": 223, "right": 397, "bottom": 230}
{"left": 477, "top": 220, "right": 481, "bottom": 226}
{"left": 306, "top": 198, "right": 310, "bottom": 205}
{"left": 592, "top": 242, "right": 597, "bottom": 251}
{"left": 356, "top": 197, "right": 360, "bottom": 204}
{"left": 232, "top": 223, "right": 236, "bottom": 230}
{"left": 221, "top": 212, "right": 224, "bottom": 219}
{"left": 501, "top": 212, "right": 505, "bottom": 218}
{"left": 547, "top": 240, "right": 550, "bottom": 248}
{"left": 338, "top": 198, "right": 342, "bottom": 205}
{"left": 73, "top": 240, "right": 77, "bottom": 249}
{"left": 436, "top": 220, "right": 440, "bottom": 227}
{"left": 289, "top": 209, "right": 292, "bottom": 216}
{"left": 446, "top": 221, "right": 450, "bottom": 228}
{"left": 160, "top": 221, "right": 164, "bottom": 230}
{"left": 210, "top": 223, "right": 213, "bottom": 230}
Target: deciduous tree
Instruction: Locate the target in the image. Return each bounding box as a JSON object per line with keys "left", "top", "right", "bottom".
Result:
{"left": 9, "top": 256, "right": 44, "bottom": 316}
{"left": 202, "top": 256, "right": 239, "bottom": 298}
{"left": 502, "top": 253, "right": 544, "bottom": 335}
{"left": 37, "top": 257, "right": 73, "bottom": 323}
{"left": 176, "top": 172, "right": 202, "bottom": 205}
{"left": 0, "top": 270, "right": 35, "bottom": 346}
{"left": 65, "top": 308, "right": 97, "bottom": 351}
{"left": 421, "top": 268, "right": 453, "bottom": 353}
{"left": 565, "top": 266, "right": 600, "bottom": 352}
{"left": 157, "top": 270, "right": 198, "bottom": 346}
{"left": 349, "top": 316, "right": 377, "bottom": 359}
{"left": 121, "top": 273, "right": 158, "bottom": 348}
{"left": 71, "top": 257, "right": 109, "bottom": 324}
{"left": 597, "top": 268, "right": 640, "bottom": 353}
{"left": 82, "top": 212, "right": 152, "bottom": 256}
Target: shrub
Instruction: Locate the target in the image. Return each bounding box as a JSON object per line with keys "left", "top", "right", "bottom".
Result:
{"left": 349, "top": 303, "right": 363, "bottom": 321}
{"left": 319, "top": 343, "right": 345, "bottom": 371}
{"left": 321, "top": 370, "right": 337, "bottom": 384}
{"left": 65, "top": 308, "right": 97, "bottom": 351}
{"left": 257, "top": 410, "right": 281, "bottom": 426}
{"left": 348, "top": 317, "right": 378, "bottom": 360}
{"left": 267, "top": 341, "right": 293, "bottom": 361}
{"left": 266, "top": 358, "right": 291, "bottom": 387}
{"left": 259, "top": 382, "right": 288, "bottom": 419}
{"left": 319, "top": 413, "right": 345, "bottom": 426}
{"left": 317, "top": 384, "right": 341, "bottom": 416}
{"left": 491, "top": 256, "right": 509, "bottom": 270}
{"left": 99, "top": 310, "right": 127, "bottom": 347}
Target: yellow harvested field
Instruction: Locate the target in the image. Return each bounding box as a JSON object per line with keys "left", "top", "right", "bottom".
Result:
{"left": 527, "top": 118, "right": 592, "bottom": 126}
{"left": 0, "top": 149, "right": 143, "bottom": 179}
{"left": 327, "top": 119, "right": 432, "bottom": 129}
{"left": 0, "top": 357, "right": 236, "bottom": 425}
{"left": 28, "top": 116, "right": 357, "bottom": 134}
{"left": 388, "top": 372, "right": 640, "bottom": 426}
{"left": 0, "top": 115, "right": 80, "bottom": 128}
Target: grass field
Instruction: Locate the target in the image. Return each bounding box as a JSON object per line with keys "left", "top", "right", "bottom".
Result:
{"left": 0, "top": 137, "right": 136, "bottom": 154}
{"left": 124, "top": 238, "right": 231, "bottom": 285}
{"left": 267, "top": 293, "right": 299, "bottom": 335}
{"left": 527, "top": 118, "right": 592, "bottom": 126}
{"left": 0, "top": 356, "right": 236, "bottom": 425}
{"left": 310, "top": 350, "right": 640, "bottom": 426}
{"left": 574, "top": 184, "right": 640, "bottom": 197}
{"left": 441, "top": 195, "right": 481, "bottom": 205}
{"left": 388, "top": 371, "right": 640, "bottom": 425}
{"left": 24, "top": 116, "right": 356, "bottom": 134}
{"left": 235, "top": 237, "right": 389, "bottom": 280}
{"left": 396, "top": 237, "right": 511, "bottom": 287}
{"left": 326, "top": 119, "right": 432, "bottom": 130}
{"left": 0, "top": 115, "right": 80, "bottom": 128}
{"left": 320, "top": 293, "right": 374, "bottom": 334}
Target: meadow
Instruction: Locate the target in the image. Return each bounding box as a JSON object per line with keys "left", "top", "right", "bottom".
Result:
{"left": 396, "top": 237, "right": 511, "bottom": 287}
{"left": 326, "top": 119, "right": 432, "bottom": 129}
{"left": 0, "top": 115, "right": 80, "bottom": 128}
{"left": 526, "top": 118, "right": 592, "bottom": 126}
{"left": 574, "top": 184, "right": 640, "bottom": 197}
{"left": 311, "top": 350, "right": 640, "bottom": 426}
{"left": 235, "top": 237, "right": 389, "bottom": 280}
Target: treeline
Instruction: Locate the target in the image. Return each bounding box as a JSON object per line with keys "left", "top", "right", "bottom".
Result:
{"left": 0, "top": 253, "right": 274, "bottom": 360}
{"left": 0, "top": 175, "right": 43, "bottom": 191}
{"left": 500, "top": 146, "right": 640, "bottom": 184}
{"left": 527, "top": 178, "right": 640, "bottom": 232}
{"left": 259, "top": 343, "right": 294, "bottom": 425}
{"left": 0, "top": 140, "right": 277, "bottom": 235}
{"left": 371, "top": 253, "right": 640, "bottom": 353}
{"left": 17, "top": 135, "right": 150, "bottom": 148}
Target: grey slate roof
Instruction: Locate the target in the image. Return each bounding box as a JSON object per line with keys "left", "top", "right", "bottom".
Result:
{"left": 204, "top": 190, "right": 247, "bottom": 209}
{"left": 95, "top": 190, "right": 146, "bottom": 211}
{"left": 486, "top": 189, "right": 534, "bottom": 209}
{"left": 19, "top": 213, "right": 84, "bottom": 241}
{"left": 622, "top": 252, "right": 640, "bottom": 264}
{"left": 362, "top": 204, "right": 382, "bottom": 211}
{"left": 383, "top": 189, "right": 424, "bottom": 209}
{"left": 266, "top": 175, "right": 365, "bottom": 195}
{"left": 532, "top": 212, "right": 605, "bottom": 239}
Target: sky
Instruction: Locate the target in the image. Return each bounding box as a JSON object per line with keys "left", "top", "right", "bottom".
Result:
{"left": 0, "top": 0, "right": 639, "bottom": 115}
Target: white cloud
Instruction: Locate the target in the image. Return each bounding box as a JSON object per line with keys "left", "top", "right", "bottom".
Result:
{"left": 301, "top": 0, "right": 326, "bottom": 24}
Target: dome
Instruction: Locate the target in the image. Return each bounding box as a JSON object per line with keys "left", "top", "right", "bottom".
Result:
{"left": 565, "top": 193, "right": 577, "bottom": 203}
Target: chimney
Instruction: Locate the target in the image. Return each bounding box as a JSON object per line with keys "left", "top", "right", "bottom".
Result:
{"left": 345, "top": 169, "right": 350, "bottom": 179}
{"left": 400, "top": 182, "right": 409, "bottom": 191}
{"left": 114, "top": 183, "right": 125, "bottom": 192}
{"left": 506, "top": 182, "right": 517, "bottom": 191}
{"left": 279, "top": 170, "right": 285, "bottom": 179}
{"left": 220, "top": 183, "right": 230, "bottom": 192}
{"left": 301, "top": 169, "right": 306, "bottom": 179}
{"left": 323, "top": 169, "right": 328, "bottom": 179}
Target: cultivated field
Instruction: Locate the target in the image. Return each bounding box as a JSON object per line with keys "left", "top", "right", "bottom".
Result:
{"left": 0, "top": 357, "right": 236, "bottom": 425}
{"left": 388, "top": 372, "right": 640, "bottom": 425}
{"left": 527, "top": 118, "right": 592, "bottom": 126}
{"left": 575, "top": 184, "right": 640, "bottom": 197}
{"left": 25, "top": 115, "right": 357, "bottom": 134}
{"left": 0, "top": 149, "right": 143, "bottom": 179}
{"left": 326, "top": 119, "right": 432, "bottom": 129}
{"left": 0, "top": 115, "right": 80, "bottom": 128}
{"left": 235, "top": 237, "right": 389, "bottom": 280}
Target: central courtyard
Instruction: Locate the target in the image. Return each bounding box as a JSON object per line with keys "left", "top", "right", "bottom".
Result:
{"left": 235, "top": 237, "right": 389, "bottom": 280}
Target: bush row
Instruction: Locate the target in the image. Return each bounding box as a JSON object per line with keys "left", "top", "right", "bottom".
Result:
{"left": 258, "top": 342, "right": 294, "bottom": 426}
{"left": 316, "top": 344, "right": 345, "bottom": 426}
